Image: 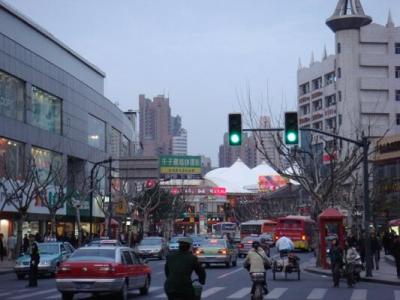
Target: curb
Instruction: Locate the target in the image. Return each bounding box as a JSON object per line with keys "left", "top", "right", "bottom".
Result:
{"left": 304, "top": 267, "right": 400, "bottom": 286}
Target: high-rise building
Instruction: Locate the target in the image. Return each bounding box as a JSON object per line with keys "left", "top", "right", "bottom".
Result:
{"left": 218, "top": 132, "right": 257, "bottom": 168}
{"left": 256, "top": 116, "right": 282, "bottom": 168}
{"left": 124, "top": 110, "right": 140, "bottom": 155}
{"left": 298, "top": 0, "right": 400, "bottom": 148}
{"left": 171, "top": 115, "right": 182, "bottom": 136}
{"left": 172, "top": 128, "right": 188, "bottom": 155}
{"left": 139, "top": 94, "right": 172, "bottom": 156}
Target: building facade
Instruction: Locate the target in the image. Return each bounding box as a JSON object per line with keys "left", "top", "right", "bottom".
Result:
{"left": 172, "top": 128, "right": 188, "bottom": 155}
{"left": 0, "top": 1, "right": 135, "bottom": 240}
{"left": 298, "top": 0, "right": 400, "bottom": 147}
{"left": 255, "top": 116, "right": 282, "bottom": 168}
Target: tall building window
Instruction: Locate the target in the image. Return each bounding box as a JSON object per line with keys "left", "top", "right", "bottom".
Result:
{"left": 337, "top": 68, "right": 342, "bottom": 78}
{"left": 299, "top": 82, "right": 310, "bottom": 95}
{"left": 31, "top": 147, "right": 62, "bottom": 182}
{"left": 396, "top": 67, "right": 400, "bottom": 78}
{"left": 338, "top": 91, "right": 342, "bottom": 102}
{"left": 313, "top": 121, "right": 323, "bottom": 130}
{"left": 396, "top": 43, "right": 400, "bottom": 54}
{"left": 337, "top": 43, "right": 341, "bottom": 54}
{"left": 324, "top": 72, "right": 336, "bottom": 86}
{"left": 31, "top": 87, "right": 62, "bottom": 134}
{"left": 396, "top": 90, "right": 400, "bottom": 101}
{"left": 88, "top": 114, "right": 106, "bottom": 151}
{"left": 325, "top": 94, "right": 337, "bottom": 107}
{"left": 0, "top": 137, "right": 24, "bottom": 178}
{"left": 338, "top": 114, "right": 342, "bottom": 126}
{"left": 312, "top": 77, "right": 322, "bottom": 91}
{"left": 312, "top": 99, "right": 323, "bottom": 112}
{"left": 397, "top": 114, "right": 400, "bottom": 126}
{"left": 120, "top": 135, "right": 130, "bottom": 157}
{"left": 301, "top": 104, "right": 310, "bottom": 116}
{"left": 325, "top": 117, "right": 337, "bottom": 130}
{"left": 0, "top": 70, "right": 25, "bottom": 121}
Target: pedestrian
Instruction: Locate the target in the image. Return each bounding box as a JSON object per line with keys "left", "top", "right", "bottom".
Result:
{"left": 329, "top": 237, "right": 343, "bottom": 287}
{"left": 34, "top": 232, "right": 42, "bottom": 243}
{"left": 370, "top": 232, "right": 381, "bottom": 270}
{"left": 0, "top": 233, "right": 4, "bottom": 262}
{"left": 244, "top": 240, "right": 270, "bottom": 296}
{"left": 345, "top": 240, "right": 360, "bottom": 288}
{"left": 27, "top": 242, "right": 40, "bottom": 287}
{"left": 22, "top": 234, "right": 29, "bottom": 254}
{"left": 164, "top": 237, "right": 206, "bottom": 300}
{"left": 392, "top": 235, "right": 400, "bottom": 279}
{"left": 7, "top": 233, "right": 16, "bottom": 260}
{"left": 382, "top": 230, "right": 391, "bottom": 255}
{"left": 358, "top": 232, "right": 366, "bottom": 264}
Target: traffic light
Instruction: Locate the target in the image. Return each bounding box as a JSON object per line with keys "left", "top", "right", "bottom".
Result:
{"left": 228, "top": 113, "right": 242, "bottom": 146}
{"left": 284, "top": 112, "right": 299, "bottom": 146}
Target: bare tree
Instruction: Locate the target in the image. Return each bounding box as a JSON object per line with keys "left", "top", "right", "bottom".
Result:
{"left": 0, "top": 153, "right": 52, "bottom": 256}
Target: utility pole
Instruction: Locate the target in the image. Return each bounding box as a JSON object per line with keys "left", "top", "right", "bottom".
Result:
{"left": 107, "top": 157, "right": 113, "bottom": 239}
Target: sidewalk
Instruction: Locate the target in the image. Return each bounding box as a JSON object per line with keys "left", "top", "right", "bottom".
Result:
{"left": 0, "top": 259, "right": 15, "bottom": 275}
{"left": 303, "top": 253, "right": 400, "bottom": 286}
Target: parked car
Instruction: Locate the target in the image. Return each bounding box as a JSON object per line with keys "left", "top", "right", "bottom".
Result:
{"left": 194, "top": 238, "right": 238, "bottom": 267}
{"left": 137, "top": 237, "right": 168, "bottom": 260}
{"left": 14, "top": 242, "right": 75, "bottom": 279}
{"left": 238, "top": 236, "right": 261, "bottom": 258}
{"left": 56, "top": 246, "right": 151, "bottom": 300}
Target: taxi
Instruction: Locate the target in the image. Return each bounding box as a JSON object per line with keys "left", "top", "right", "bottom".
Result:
{"left": 56, "top": 246, "right": 151, "bottom": 300}
{"left": 194, "top": 238, "right": 238, "bottom": 268}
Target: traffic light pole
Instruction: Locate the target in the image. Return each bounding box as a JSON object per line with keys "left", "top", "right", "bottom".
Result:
{"left": 243, "top": 126, "right": 373, "bottom": 277}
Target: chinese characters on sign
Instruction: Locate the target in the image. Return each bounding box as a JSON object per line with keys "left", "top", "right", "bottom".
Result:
{"left": 160, "top": 155, "right": 202, "bottom": 175}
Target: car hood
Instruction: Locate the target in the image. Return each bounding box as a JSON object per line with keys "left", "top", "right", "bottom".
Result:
{"left": 16, "top": 253, "right": 59, "bottom": 264}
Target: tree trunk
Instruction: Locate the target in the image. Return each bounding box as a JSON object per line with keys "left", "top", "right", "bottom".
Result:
{"left": 142, "top": 212, "right": 150, "bottom": 237}
{"left": 15, "top": 214, "right": 25, "bottom": 256}
{"left": 75, "top": 207, "right": 82, "bottom": 247}
{"left": 50, "top": 210, "right": 57, "bottom": 238}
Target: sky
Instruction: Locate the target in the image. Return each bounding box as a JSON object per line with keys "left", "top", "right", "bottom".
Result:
{"left": 5, "top": 0, "right": 400, "bottom": 166}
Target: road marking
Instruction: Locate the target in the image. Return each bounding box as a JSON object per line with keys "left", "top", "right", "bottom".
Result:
{"left": 202, "top": 287, "right": 225, "bottom": 298}
{"left": 395, "top": 291, "right": 400, "bottom": 300}
{"left": 149, "top": 286, "right": 163, "bottom": 292}
{"left": 0, "top": 292, "right": 12, "bottom": 297}
{"left": 155, "top": 292, "right": 167, "bottom": 298}
{"left": 265, "top": 288, "right": 288, "bottom": 299}
{"left": 227, "top": 287, "right": 251, "bottom": 298}
{"left": 218, "top": 267, "right": 244, "bottom": 279}
{"left": 9, "top": 289, "right": 58, "bottom": 300}
{"left": 351, "top": 289, "right": 367, "bottom": 300}
{"left": 306, "top": 288, "right": 327, "bottom": 300}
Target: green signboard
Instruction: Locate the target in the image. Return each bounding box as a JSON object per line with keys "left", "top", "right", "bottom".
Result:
{"left": 160, "top": 155, "right": 202, "bottom": 175}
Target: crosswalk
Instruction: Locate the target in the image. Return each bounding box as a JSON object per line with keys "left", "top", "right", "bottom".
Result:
{"left": 0, "top": 286, "right": 399, "bottom": 300}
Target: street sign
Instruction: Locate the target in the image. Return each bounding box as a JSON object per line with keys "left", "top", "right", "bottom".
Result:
{"left": 118, "top": 156, "right": 159, "bottom": 179}
{"left": 160, "top": 155, "right": 201, "bottom": 175}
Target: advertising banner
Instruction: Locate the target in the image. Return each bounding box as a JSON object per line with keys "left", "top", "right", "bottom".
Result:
{"left": 258, "top": 175, "right": 289, "bottom": 192}
{"left": 160, "top": 155, "right": 201, "bottom": 174}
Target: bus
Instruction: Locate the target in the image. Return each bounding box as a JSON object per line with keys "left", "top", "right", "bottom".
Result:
{"left": 274, "top": 215, "right": 316, "bottom": 251}
{"left": 240, "top": 220, "right": 277, "bottom": 239}
{"left": 212, "top": 222, "right": 238, "bottom": 238}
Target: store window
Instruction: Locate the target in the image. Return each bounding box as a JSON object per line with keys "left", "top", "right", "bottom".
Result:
{"left": 0, "top": 70, "right": 24, "bottom": 121}
{"left": 120, "top": 135, "right": 130, "bottom": 157}
{"left": 31, "top": 147, "right": 62, "bottom": 182}
{"left": 88, "top": 114, "right": 106, "bottom": 151}
{"left": 31, "top": 87, "right": 62, "bottom": 134}
{"left": 0, "top": 137, "right": 24, "bottom": 179}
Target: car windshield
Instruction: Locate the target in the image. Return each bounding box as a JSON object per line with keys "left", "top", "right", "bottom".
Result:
{"left": 170, "top": 237, "right": 180, "bottom": 243}
{"left": 38, "top": 244, "right": 59, "bottom": 255}
{"left": 140, "top": 239, "right": 161, "bottom": 246}
{"left": 201, "top": 239, "right": 225, "bottom": 248}
{"left": 68, "top": 249, "right": 115, "bottom": 262}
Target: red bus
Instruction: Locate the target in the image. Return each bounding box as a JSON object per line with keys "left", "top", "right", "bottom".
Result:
{"left": 275, "top": 215, "right": 316, "bottom": 251}
{"left": 240, "top": 220, "right": 277, "bottom": 239}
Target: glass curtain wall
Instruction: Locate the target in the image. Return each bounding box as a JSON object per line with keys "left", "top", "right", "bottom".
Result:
{"left": 88, "top": 114, "right": 106, "bottom": 151}
{"left": 31, "top": 87, "right": 62, "bottom": 134}
{"left": 31, "top": 147, "right": 62, "bottom": 182}
{"left": 0, "top": 70, "right": 24, "bottom": 121}
{"left": 0, "top": 137, "right": 24, "bottom": 178}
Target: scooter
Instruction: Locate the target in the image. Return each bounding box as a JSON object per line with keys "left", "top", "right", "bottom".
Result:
{"left": 250, "top": 272, "right": 265, "bottom": 300}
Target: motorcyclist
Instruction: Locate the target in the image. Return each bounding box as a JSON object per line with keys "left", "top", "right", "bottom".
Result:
{"left": 345, "top": 240, "right": 361, "bottom": 288}
{"left": 244, "top": 241, "right": 270, "bottom": 296}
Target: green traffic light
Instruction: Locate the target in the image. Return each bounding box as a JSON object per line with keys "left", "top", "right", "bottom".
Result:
{"left": 287, "top": 132, "right": 298, "bottom": 143}
{"left": 230, "top": 133, "right": 241, "bottom": 145}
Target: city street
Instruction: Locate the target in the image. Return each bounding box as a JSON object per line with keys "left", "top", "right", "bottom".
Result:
{"left": 0, "top": 251, "right": 399, "bottom": 300}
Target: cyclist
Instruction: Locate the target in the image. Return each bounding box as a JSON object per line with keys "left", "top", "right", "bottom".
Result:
{"left": 244, "top": 241, "right": 270, "bottom": 296}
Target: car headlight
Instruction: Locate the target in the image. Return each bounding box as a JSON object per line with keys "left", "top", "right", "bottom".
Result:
{"left": 15, "top": 261, "right": 24, "bottom": 266}
{"left": 41, "top": 260, "right": 51, "bottom": 265}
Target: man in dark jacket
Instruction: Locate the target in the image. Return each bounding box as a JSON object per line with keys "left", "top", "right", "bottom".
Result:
{"left": 370, "top": 232, "right": 381, "bottom": 270}
{"left": 27, "top": 242, "right": 40, "bottom": 287}
{"left": 164, "top": 237, "right": 206, "bottom": 300}
{"left": 392, "top": 235, "right": 400, "bottom": 279}
{"left": 329, "top": 238, "right": 343, "bottom": 287}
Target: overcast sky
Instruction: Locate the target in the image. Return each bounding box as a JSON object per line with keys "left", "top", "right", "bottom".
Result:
{"left": 6, "top": 0, "right": 399, "bottom": 166}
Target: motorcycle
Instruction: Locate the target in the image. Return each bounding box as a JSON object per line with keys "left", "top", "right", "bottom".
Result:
{"left": 250, "top": 272, "right": 265, "bottom": 300}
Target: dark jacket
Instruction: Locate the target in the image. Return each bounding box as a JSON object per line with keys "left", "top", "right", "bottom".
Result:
{"left": 329, "top": 245, "right": 343, "bottom": 265}
{"left": 370, "top": 237, "right": 381, "bottom": 253}
{"left": 164, "top": 251, "right": 206, "bottom": 296}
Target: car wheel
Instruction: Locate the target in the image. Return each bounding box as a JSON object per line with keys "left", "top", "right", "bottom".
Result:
{"left": 140, "top": 276, "right": 150, "bottom": 295}
{"left": 61, "top": 292, "right": 73, "bottom": 300}
{"left": 117, "top": 281, "right": 128, "bottom": 300}
{"left": 16, "top": 274, "right": 24, "bottom": 280}
{"left": 225, "top": 260, "right": 231, "bottom": 268}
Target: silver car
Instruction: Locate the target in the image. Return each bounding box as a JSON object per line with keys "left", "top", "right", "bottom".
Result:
{"left": 137, "top": 237, "right": 168, "bottom": 260}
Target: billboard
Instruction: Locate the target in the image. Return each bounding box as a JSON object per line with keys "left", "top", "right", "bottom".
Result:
{"left": 258, "top": 175, "right": 289, "bottom": 192}
{"left": 160, "top": 155, "right": 201, "bottom": 175}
